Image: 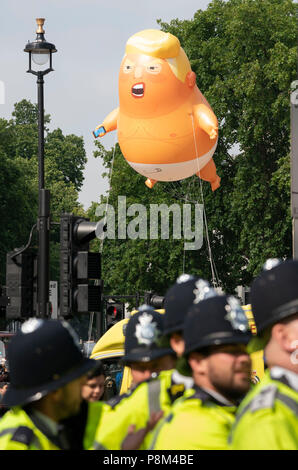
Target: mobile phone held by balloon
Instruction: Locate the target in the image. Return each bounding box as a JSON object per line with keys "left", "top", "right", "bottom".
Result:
{"left": 93, "top": 125, "right": 106, "bottom": 138}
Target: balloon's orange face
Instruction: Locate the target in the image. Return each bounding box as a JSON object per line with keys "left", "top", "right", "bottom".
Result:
{"left": 119, "top": 53, "right": 192, "bottom": 117}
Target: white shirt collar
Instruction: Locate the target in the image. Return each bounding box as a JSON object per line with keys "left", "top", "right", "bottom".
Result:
{"left": 270, "top": 366, "right": 298, "bottom": 392}
{"left": 172, "top": 369, "right": 194, "bottom": 389}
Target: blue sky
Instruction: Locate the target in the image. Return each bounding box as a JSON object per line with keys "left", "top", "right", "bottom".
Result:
{"left": 0, "top": 0, "right": 211, "bottom": 208}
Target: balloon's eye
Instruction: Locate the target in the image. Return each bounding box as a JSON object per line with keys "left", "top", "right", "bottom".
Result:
{"left": 124, "top": 64, "right": 134, "bottom": 73}
{"left": 146, "top": 63, "right": 162, "bottom": 74}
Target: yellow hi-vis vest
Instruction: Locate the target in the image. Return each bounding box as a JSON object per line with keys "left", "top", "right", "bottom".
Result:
{"left": 91, "top": 369, "right": 188, "bottom": 450}
{"left": 148, "top": 387, "right": 237, "bottom": 450}
{"left": 0, "top": 401, "right": 108, "bottom": 451}
{"left": 0, "top": 407, "right": 60, "bottom": 450}
{"left": 229, "top": 369, "right": 298, "bottom": 450}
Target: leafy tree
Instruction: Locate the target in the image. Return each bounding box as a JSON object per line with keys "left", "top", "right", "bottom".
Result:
{"left": 92, "top": 0, "right": 297, "bottom": 298}
{"left": 0, "top": 145, "right": 37, "bottom": 283}
{"left": 91, "top": 143, "right": 217, "bottom": 299}
{"left": 45, "top": 129, "right": 87, "bottom": 192}
{"left": 0, "top": 100, "right": 87, "bottom": 284}
{"left": 157, "top": 0, "right": 297, "bottom": 285}
{"left": 11, "top": 99, "right": 50, "bottom": 160}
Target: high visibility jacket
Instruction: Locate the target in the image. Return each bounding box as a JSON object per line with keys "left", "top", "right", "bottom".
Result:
{"left": 229, "top": 369, "right": 298, "bottom": 450}
{"left": 91, "top": 369, "right": 191, "bottom": 450}
{"left": 0, "top": 401, "right": 109, "bottom": 450}
{"left": 83, "top": 401, "right": 110, "bottom": 450}
{"left": 0, "top": 407, "right": 61, "bottom": 450}
{"left": 148, "top": 386, "right": 237, "bottom": 450}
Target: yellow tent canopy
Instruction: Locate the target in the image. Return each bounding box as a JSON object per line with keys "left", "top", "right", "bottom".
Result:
{"left": 90, "top": 318, "right": 128, "bottom": 361}
{"left": 90, "top": 318, "right": 131, "bottom": 395}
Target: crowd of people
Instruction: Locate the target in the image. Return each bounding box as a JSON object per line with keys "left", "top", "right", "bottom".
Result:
{"left": 0, "top": 361, "right": 9, "bottom": 417}
{"left": 0, "top": 258, "right": 297, "bottom": 450}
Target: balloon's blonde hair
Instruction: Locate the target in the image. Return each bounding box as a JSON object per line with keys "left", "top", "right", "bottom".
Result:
{"left": 125, "top": 29, "right": 191, "bottom": 83}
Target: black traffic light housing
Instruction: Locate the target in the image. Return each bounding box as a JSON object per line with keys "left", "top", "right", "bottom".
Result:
{"left": 60, "top": 213, "right": 102, "bottom": 317}
{"left": 106, "top": 301, "right": 125, "bottom": 330}
{"left": 5, "top": 251, "right": 37, "bottom": 319}
{"left": 144, "top": 291, "right": 164, "bottom": 309}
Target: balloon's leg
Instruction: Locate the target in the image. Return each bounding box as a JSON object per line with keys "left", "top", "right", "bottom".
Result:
{"left": 145, "top": 178, "right": 157, "bottom": 189}
{"left": 196, "top": 159, "right": 220, "bottom": 191}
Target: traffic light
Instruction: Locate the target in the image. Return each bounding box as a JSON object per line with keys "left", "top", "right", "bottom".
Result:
{"left": 144, "top": 291, "right": 165, "bottom": 309}
{"left": 5, "top": 251, "right": 37, "bottom": 319}
{"left": 106, "top": 301, "right": 125, "bottom": 330}
{"left": 60, "top": 213, "right": 102, "bottom": 318}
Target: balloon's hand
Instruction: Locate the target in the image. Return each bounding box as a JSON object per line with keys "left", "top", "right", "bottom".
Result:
{"left": 209, "top": 127, "right": 218, "bottom": 140}
{"left": 121, "top": 410, "right": 164, "bottom": 450}
{"left": 93, "top": 125, "right": 106, "bottom": 138}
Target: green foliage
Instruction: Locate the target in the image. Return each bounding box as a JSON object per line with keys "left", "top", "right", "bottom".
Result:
{"left": 0, "top": 99, "right": 87, "bottom": 284}
{"left": 0, "top": 148, "right": 37, "bottom": 283}
{"left": 159, "top": 0, "right": 297, "bottom": 283}
{"left": 92, "top": 0, "right": 297, "bottom": 298}
{"left": 46, "top": 129, "right": 87, "bottom": 192}
{"left": 91, "top": 143, "right": 190, "bottom": 298}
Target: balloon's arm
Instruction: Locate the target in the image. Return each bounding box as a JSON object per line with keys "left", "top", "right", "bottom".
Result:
{"left": 93, "top": 107, "right": 119, "bottom": 138}
{"left": 193, "top": 104, "right": 218, "bottom": 140}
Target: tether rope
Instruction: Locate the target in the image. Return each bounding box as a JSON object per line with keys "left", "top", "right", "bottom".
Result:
{"left": 88, "top": 134, "right": 118, "bottom": 343}
{"left": 190, "top": 114, "right": 220, "bottom": 288}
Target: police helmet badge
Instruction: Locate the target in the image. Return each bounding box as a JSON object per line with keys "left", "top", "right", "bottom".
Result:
{"left": 135, "top": 313, "right": 159, "bottom": 345}
{"left": 176, "top": 274, "right": 195, "bottom": 284}
{"left": 138, "top": 304, "right": 155, "bottom": 313}
{"left": 263, "top": 258, "right": 282, "bottom": 271}
{"left": 21, "top": 318, "right": 44, "bottom": 334}
{"left": 193, "top": 279, "right": 217, "bottom": 304}
{"left": 224, "top": 296, "right": 249, "bottom": 332}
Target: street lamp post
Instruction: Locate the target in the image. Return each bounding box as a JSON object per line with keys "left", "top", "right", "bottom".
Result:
{"left": 24, "top": 19, "right": 57, "bottom": 317}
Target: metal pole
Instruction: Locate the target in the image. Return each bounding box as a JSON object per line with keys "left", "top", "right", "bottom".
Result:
{"left": 96, "top": 281, "right": 104, "bottom": 339}
{"left": 37, "top": 72, "right": 44, "bottom": 190}
{"left": 37, "top": 71, "right": 50, "bottom": 317}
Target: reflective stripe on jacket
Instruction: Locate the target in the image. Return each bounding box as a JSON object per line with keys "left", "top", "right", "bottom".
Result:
{"left": 229, "top": 369, "right": 298, "bottom": 450}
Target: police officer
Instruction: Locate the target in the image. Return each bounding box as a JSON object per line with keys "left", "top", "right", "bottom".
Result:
{"left": 121, "top": 306, "right": 176, "bottom": 388}
{"left": 149, "top": 293, "right": 252, "bottom": 450}
{"left": 0, "top": 318, "right": 97, "bottom": 450}
{"left": 91, "top": 276, "right": 216, "bottom": 450}
{"left": 229, "top": 259, "right": 298, "bottom": 450}
{"left": 91, "top": 305, "right": 175, "bottom": 449}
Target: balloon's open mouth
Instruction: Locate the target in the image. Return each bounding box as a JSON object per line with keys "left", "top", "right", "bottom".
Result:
{"left": 132, "top": 83, "right": 145, "bottom": 98}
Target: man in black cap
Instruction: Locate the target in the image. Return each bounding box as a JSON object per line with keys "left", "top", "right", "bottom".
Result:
{"left": 0, "top": 318, "right": 97, "bottom": 450}
{"left": 230, "top": 259, "right": 298, "bottom": 450}
{"left": 149, "top": 294, "right": 252, "bottom": 450}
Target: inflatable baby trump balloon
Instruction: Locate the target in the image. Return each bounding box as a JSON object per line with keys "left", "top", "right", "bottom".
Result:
{"left": 93, "top": 29, "right": 220, "bottom": 190}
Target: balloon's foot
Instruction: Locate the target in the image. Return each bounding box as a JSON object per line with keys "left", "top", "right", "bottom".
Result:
{"left": 211, "top": 176, "right": 221, "bottom": 191}
{"left": 145, "top": 178, "right": 157, "bottom": 189}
